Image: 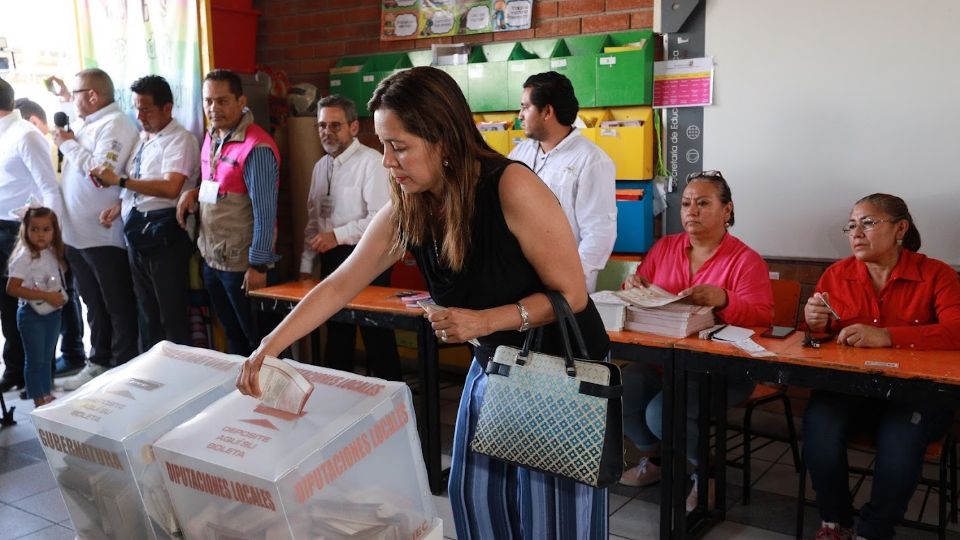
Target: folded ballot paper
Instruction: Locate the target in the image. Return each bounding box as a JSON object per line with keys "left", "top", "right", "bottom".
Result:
{"left": 153, "top": 359, "right": 438, "bottom": 540}
{"left": 30, "top": 342, "right": 244, "bottom": 540}
{"left": 256, "top": 356, "right": 314, "bottom": 415}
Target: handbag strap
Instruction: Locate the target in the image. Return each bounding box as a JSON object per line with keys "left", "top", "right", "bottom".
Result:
{"left": 516, "top": 291, "right": 590, "bottom": 377}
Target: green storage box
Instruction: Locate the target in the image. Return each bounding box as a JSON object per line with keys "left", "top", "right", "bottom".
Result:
{"left": 329, "top": 56, "right": 370, "bottom": 108}
{"left": 358, "top": 53, "right": 413, "bottom": 116}
{"left": 595, "top": 30, "right": 655, "bottom": 106}
{"left": 549, "top": 36, "right": 607, "bottom": 108}
{"left": 437, "top": 64, "right": 470, "bottom": 98}
{"left": 466, "top": 43, "right": 516, "bottom": 112}
{"left": 506, "top": 39, "right": 557, "bottom": 108}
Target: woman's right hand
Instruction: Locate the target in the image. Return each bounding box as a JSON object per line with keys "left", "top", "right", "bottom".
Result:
{"left": 622, "top": 274, "right": 650, "bottom": 290}
{"left": 236, "top": 345, "right": 270, "bottom": 398}
{"left": 804, "top": 292, "right": 832, "bottom": 332}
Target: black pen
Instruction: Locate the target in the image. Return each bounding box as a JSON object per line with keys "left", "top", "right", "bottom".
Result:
{"left": 706, "top": 324, "right": 728, "bottom": 340}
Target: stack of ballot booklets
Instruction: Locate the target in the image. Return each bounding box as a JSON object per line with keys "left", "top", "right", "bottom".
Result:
{"left": 616, "top": 285, "right": 716, "bottom": 338}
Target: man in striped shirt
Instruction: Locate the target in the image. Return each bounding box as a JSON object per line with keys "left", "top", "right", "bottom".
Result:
{"left": 177, "top": 70, "right": 280, "bottom": 356}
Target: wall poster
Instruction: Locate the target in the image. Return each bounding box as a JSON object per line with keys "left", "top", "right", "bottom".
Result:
{"left": 381, "top": 0, "right": 533, "bottom": 41}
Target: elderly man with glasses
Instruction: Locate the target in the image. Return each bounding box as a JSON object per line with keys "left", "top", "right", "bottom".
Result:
{"left": 53, "top": 68, "right": 140, "bottom": 390}
{"left": 298, "top": 94, "right": 399, "bottom": 380}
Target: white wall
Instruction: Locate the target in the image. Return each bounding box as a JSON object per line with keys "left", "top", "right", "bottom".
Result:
{"left": 704, "top": 0, "right": 960, "bottom": 265}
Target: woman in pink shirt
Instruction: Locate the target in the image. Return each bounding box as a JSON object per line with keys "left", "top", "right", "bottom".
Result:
{"left": 618, "top": 171, "right": 774, "bottom": 511}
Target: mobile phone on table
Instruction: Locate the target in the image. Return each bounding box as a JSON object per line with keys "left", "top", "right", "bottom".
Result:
{"left": 760, "top": 325, "right": 795, "bottom": 339}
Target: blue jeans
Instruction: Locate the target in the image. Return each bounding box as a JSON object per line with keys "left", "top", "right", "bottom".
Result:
{"left": 202, "top": 262, "right": 256, "bottom": 356}
{"left": 622, "top": 362, "right": 755, "bottom": 464}
{"left": 803, "top": 390, "right": 954, "bottom": 539}
{"left": 16, "top": 305, "right": 61, "bottom": 399}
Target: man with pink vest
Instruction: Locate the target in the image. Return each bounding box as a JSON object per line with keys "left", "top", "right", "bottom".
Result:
{"left": 176, "top": 70, "right": 279, "bottom": 355}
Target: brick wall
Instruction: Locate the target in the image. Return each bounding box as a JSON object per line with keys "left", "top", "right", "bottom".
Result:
{"left": 253, "top": 0, "right": 654, "bottom": 89}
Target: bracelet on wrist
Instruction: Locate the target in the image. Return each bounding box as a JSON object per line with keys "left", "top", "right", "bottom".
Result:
{"left": 515, "top": 301, "right": 530, "bottom": 332}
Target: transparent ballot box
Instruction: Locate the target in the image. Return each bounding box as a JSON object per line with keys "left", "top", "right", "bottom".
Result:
{"left": 153, "top": 360, "right": 437, "bottom": 540}
{"left": 30, "top": 342, "right": 244, "bottom": 540}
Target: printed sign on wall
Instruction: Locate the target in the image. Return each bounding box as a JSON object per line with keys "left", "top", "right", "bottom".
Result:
{"left": 382, "top": 0, "right": 533, "bottom": 41}
{"left": 75, "top": 0, "right": 204, "bottom": 140}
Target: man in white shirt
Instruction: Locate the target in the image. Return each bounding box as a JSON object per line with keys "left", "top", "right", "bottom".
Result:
{"left": 508, "top": 71, "right": 617, "bottom": 293}
{"left": 299, "top": 95, "right": 399, "bottom": 380}
{"left": 0, "top": 78, "right": 63, "bottom": 393}
{"left": 92, "top": 75, "right": 199, "bottom": 350}
{"left": 53, "top": 68, "right": 140, "bottom": 390}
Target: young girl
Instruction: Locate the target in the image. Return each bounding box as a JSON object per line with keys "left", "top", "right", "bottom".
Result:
{"left": 6, "top": 207, "right": 68, "bottom": 406}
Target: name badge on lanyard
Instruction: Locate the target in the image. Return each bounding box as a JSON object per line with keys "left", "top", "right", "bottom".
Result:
{"left": 199, "top": 179, "right": 220, "bottom": 204}
{"left": 202, "top": 132, "right": 232, "bottom": 204}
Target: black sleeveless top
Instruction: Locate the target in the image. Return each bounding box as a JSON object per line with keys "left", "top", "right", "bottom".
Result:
{"left": 408, "top": 155, "right": 610, "bottom": 363}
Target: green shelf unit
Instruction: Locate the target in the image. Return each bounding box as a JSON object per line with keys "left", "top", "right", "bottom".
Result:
{"left": 327, "top": 30, "right": 656, "bottom": 115}
{"left": 595, "top": 30, "right": 655, "bottom": 106}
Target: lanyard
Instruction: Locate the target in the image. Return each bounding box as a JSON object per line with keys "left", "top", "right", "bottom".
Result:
{"left": 130, "top": 140, "right": 147, "bottom": 205}
{"left": 207, "top": 129, "right": 235, "bottom": 182}
{"left": 326, "top": 157, "right": 335, "bottom": 196}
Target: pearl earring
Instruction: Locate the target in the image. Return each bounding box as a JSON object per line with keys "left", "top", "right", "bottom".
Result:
{"left": 897, "top": 238, "right": 903, "bottom": 246}
{"left": 442, "top": 159, "right": 450, "bottom": 167}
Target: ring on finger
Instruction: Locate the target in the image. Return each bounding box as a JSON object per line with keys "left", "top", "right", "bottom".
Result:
{"left": 440, "top": 329, "right": 448, "bottom": 341}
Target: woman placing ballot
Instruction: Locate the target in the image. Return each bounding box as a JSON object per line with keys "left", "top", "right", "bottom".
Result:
{"left": 236, "top": 67, "right": 611, "bottom": 539}
{"left": 617, "top": 171, "right": 774, "bottom": 512}
{"left": 803, "top": 193, "right": 960, "bottom": 540}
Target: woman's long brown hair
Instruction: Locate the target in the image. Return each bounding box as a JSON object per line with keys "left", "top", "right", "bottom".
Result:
{"left": 368, "top": 66, "right": 502, "bottom": 272}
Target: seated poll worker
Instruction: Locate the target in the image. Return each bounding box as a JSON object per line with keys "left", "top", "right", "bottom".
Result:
{"left": 803, "top": 193, "right": 960, "bottom": 540}
{"left": 618, "top": 171, "right": 774, "bottom": 510}
{"left": 237, "top": 67, "right": 611, "bottom": 539}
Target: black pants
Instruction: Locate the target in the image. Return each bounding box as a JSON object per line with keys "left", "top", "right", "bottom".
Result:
{"left": 320, "top": 245, "right": 401, "bottom": 381}
{"left": 128, "top": 223, "right": 194, "bottom": 348}
{"left": 59, "top": 268, "right": 86, "bottom": 364}
{"left": 0, "top": 220, "right": 24, "bottom": 385}
{"left": 66, "top": 245, "right": 140, "bottom": 368}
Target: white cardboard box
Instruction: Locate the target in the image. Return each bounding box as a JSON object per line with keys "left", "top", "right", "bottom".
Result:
{"left": 153, "top": 360, "right": 437, "bottom": 540}
{"left": 30, "top": 342, "right": 244, "bottom": 540}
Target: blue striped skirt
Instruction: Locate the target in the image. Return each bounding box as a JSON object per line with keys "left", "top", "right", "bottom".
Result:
{"left": 448, "top": 359, "right": 609, "bottom": 540}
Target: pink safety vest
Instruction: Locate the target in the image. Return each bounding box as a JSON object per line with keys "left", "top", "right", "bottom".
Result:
{"left": 200, "top": 121, "right": 279, "bottom": 194}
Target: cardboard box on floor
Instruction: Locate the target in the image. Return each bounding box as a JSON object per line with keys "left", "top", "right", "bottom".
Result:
{"left": 153, "top": 359, "right": 437, "bottom": 540}
{"left": 30, "top": 342, "right": 244, "bottom": 540}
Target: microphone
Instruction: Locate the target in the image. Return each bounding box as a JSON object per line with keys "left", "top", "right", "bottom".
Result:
{"left": 54, "top": 112, "right": 69, "bottom": 173}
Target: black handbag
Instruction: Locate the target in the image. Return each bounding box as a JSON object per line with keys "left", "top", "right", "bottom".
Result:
{"left": 470, "top": 291, "right": 624, "bottom": 487}
{"left": 123, "top": 207, "right": 185, "bottom": 254}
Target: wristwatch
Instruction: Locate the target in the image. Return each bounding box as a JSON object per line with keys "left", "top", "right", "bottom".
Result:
{"left": 118, "top": 175, "right": 129, "bottom": 188}
{"left": 249, "top": 263, "right": 269, "bottom": 273}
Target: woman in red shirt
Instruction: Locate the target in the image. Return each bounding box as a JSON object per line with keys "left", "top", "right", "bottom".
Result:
{"left": 618, "top": 171, "right": 774, "bottom": 512}
{"left": 804, "top": 193, "right": 960, "bottom": 540}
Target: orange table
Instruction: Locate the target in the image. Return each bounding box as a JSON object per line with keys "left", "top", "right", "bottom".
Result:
{"left": 248, "top": 282, "right": 448, "bottom": 494}
{"left": 670, "top": 331, "right": 960, "bottom": 539}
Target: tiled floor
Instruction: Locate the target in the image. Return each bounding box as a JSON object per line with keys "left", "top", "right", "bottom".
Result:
{"left": 0, "top": 359, "right": 957, "bottom": 538}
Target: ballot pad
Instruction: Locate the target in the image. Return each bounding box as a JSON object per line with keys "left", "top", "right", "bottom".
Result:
{"left": 152, "top": 360, "right": 437, "bottom": 540}
{"left": 30, "top": 342, "right": 244, "bottom": 540}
